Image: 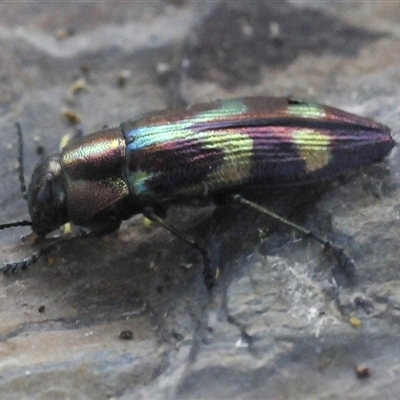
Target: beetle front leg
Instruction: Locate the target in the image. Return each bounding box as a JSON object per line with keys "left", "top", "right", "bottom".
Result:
{"left": 232, "top": 194, "right": 356, "bottom": 276}
{"left": 143, "top": 207, "right": 214, "bottom": 291}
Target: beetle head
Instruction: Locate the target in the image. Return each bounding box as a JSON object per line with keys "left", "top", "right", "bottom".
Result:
{"left": 27, "top": 155, "right": 68, "bottom": 235}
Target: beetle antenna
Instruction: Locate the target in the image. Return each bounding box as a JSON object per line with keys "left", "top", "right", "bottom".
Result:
{"left": 0, "top": 233, "right": 82, "bottom": 274}
{"left": 16, "top": 122, "right": 28, "bottom": 200}
{"left": 0, "top": 220, "right": 32, "bottom": 230}
{"left": 0, "top": 234, "right": 70, "bottom": 273}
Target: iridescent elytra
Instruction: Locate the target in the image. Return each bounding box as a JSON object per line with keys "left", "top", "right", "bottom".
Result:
{"left": 0, "top": 97, "right": 395, "bottom": 289}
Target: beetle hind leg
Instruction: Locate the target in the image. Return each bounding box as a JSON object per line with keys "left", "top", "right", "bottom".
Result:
{"left": 232, "top": 194, "right": 356, "bottom": 276}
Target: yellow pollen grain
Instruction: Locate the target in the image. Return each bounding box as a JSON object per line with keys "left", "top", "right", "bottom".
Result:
{"left": 349, "top": 316, "right": 361, "bottom": 329}
{"left": 59, "top": 134, "right": 72, "bottom": 151}
{"left": 143, "top": 217, "right": 153, "bottom": 230}
{"left": 63, "top": 222, "right": 72, "bottom": 234}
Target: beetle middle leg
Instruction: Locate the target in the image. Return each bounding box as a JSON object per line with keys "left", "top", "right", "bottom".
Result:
{"left": 143, "top": 207, "right": 214, "bottom": 291}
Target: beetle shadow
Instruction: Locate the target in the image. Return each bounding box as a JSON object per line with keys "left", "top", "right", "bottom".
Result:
{"left": 186, "top": 183, "right": 356, "bottom": 289}
{"left": 0, "top": 181, "right": 357, "bottom": 345}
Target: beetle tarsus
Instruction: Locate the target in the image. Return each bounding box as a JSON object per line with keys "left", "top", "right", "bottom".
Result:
{"left": 329, "top": 243, "right": 356, "bottom": 276}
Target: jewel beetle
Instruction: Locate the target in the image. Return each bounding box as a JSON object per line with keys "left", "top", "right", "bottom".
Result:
{"left": 0, "top": 97, "right": 395, "bottom": 290}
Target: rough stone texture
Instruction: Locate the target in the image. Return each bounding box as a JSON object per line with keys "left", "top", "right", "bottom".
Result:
{"left": 0, "top": 1, "right": 399, "bottom": 399}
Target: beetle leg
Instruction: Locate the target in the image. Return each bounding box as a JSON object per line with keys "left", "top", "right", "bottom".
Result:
{"left": 143, "top": 207, "right": 214, "bottom": 291}
{"left": 232, "top": 194, "right": 356, "bottom": 276}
